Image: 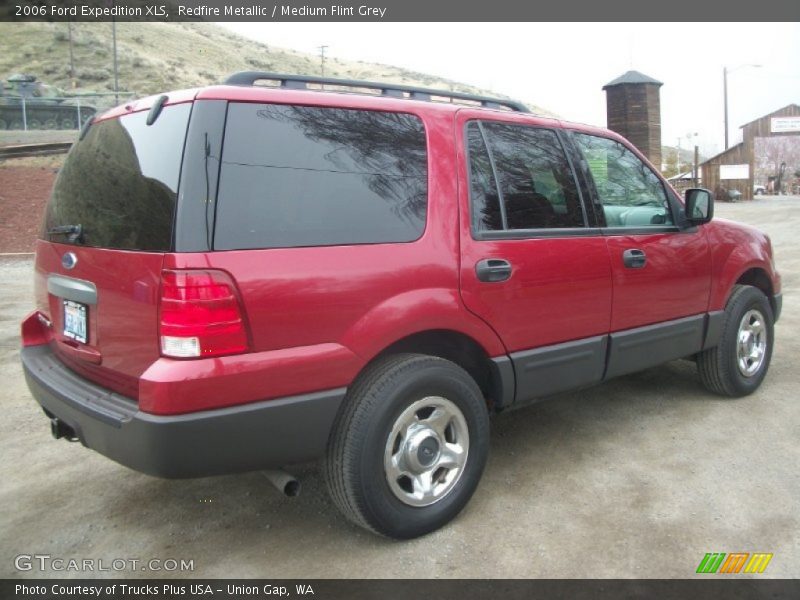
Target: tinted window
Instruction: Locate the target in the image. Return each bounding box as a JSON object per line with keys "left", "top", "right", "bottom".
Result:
{"left": 469, "top": 122, "right": 585, "bottom": 231}
{"left": 467, "top": 123, "right": 502, "bottom": 231}
{"left": 43, "top": 104, "right": 190, "bottom": 250}
{"left": 573, "top": 133, "right": 673, "bottom": 227}
{"left": 214, "top": 103, "right": 428, "bottom": 250}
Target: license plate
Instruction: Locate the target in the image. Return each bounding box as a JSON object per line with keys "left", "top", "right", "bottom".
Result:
{"left": 63, "top": 300, "right": 88, "bottom": 344}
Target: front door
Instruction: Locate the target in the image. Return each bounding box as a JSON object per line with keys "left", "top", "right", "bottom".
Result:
{"left": 569, "top": 131, "right": 712, "bottom": 377}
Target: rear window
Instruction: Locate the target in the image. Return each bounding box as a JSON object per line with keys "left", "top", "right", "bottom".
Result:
{"left": 43, "top": 103, "right": 191, "bottom": 251}
{"left": 213, "top": 103, "right": 428, "bottom": 250}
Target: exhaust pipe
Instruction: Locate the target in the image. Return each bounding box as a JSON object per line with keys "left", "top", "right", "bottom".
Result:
{"left": 262, "top": 469, "right": 301, "bottom": 497}
{"left": 50, "top": 418, "right": 78, "bottom": 442}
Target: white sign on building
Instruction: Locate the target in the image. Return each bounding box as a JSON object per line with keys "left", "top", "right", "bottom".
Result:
{"left": 720, "top": 164, "right": 749, "bottom": 180}
{"left": 771, "top": 116, "right": 800, "bottom": 133}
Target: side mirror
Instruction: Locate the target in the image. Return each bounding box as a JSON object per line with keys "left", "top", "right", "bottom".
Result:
{"left": 685, "top": 188, "right": 714, "bottom": 225}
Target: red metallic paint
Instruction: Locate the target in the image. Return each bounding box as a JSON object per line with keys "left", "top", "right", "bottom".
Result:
{"left": 33, "top": 240, "right": 164, "bottom": 399}
{"left": 605, "top": 231, "right": 711, "bottom": 331}
{"left": 706, "top": 218, "right": 781, "bottom": 311}
{"left": 138, "top": 343, "right": 361, "bottom": 415}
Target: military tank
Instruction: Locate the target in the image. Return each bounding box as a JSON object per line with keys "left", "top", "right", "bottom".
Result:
{"left": 0, "top": 74, "right": 97, "bottom": 130}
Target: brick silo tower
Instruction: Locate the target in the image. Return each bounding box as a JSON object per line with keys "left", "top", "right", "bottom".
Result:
{"left": 603, "top": 70, "right": 663, "bottom": 168}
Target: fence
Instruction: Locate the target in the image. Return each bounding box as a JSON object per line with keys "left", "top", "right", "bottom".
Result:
{"left": 0, "top": 92, "right": 137, "bottom": 131}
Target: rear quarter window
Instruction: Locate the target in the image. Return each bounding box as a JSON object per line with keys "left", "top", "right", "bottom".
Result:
{"left": 213, "top": 103, "right": 428, "bottom": 250}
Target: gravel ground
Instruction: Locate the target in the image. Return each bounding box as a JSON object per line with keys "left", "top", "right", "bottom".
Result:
{"left": 1, "top": 197, "right": 798, "bottom": 579}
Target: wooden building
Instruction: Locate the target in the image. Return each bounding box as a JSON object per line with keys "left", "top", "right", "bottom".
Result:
{"left": 603, "top": 70, "right": 663, "bottom": 167}
{"left": 700, "top": 104, "right": 800, "bottom": 201}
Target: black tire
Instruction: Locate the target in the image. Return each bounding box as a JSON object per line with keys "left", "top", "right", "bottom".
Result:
{"left": 325, "top": 353, "right": 490, "bottom": 539}
{"left": 697, "top": 285, "right": 774, "bottom": 397}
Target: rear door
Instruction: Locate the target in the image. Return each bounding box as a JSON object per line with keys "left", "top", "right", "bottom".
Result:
{"left": 35, "top": 102, "right": 192, "bottom": 399}
{"left": 568, "top": 131, "right": 712, "bottom": 377}
{"left": 456, "top": 111, "right": 613, "bottom": 404}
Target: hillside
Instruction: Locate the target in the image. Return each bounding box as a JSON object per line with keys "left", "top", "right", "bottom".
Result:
{"left": 0, "top": 22, "right": 550, "bottom": 114}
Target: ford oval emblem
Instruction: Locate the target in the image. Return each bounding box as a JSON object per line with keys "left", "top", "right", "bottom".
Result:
{"left": 61, "top": 252, "right": 78, "bottom": 270}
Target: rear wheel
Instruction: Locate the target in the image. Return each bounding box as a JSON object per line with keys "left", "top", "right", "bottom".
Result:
{"left": 697, "top": 285, "right": 774, "bottom": 397}
{"left": 325, "top": 354, "right": 489, "bottom": 539}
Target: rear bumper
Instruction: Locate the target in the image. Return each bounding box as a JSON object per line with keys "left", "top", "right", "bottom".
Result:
{"left": 21, "top": 344, "right": 345, "bottom": 478}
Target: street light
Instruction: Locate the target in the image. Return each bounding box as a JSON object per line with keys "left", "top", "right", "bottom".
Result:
{"left": 723, "top": 64, "right": 761, "bottom": 150}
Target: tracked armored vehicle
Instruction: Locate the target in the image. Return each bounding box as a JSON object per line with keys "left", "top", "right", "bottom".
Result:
{"left": 0, "top": 74, "right": 96, "bottom": 130}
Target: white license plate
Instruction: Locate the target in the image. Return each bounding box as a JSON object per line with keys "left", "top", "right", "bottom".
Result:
{"left": 63, "top": 300, "right": 88, "bottom": 344}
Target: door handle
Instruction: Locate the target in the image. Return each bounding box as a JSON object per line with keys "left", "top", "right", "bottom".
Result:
{"left": 476, "top": 258, "right": 512, "bottom": 282}
{"left": 622, "top": 249, "right": 647, "bottom": 269}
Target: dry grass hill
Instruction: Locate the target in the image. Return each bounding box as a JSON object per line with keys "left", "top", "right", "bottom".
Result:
{"left": 0, "top": 22, "right": 550, "bottom": 114}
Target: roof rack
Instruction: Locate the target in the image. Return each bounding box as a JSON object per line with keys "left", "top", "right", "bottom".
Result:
{"left": 224, "top": 71, "right": 530, "bottom": 113}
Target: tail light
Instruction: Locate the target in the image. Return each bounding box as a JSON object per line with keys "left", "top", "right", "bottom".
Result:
{"left": 159, "top": 269, "right": 249, "bottom": 358}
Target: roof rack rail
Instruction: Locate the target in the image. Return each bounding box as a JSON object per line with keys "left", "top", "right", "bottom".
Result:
{"left": 224, "top": 71, "right": 530, "bottom": 113}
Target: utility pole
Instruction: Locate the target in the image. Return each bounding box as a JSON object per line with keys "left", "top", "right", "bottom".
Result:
{"left": 318, "top": 45, "right": 328, "bottom": 78}
{"left": 723, "top": 66, "right": 729, "bottom": 150}
{"left": 67, "top": 22, "right": 75, "bottom": 88}
{"left": 723, "top": 64, "right": 761, "bottom": 150}
{"left": 112, "top": 17, "right": 119, "bottom": 105}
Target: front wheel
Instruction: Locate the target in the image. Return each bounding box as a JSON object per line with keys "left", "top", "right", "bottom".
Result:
{"left": 324, "top": 354, "right": 490, "bottom": 539}
{"left": 697, "top": 285, "right": 774, "bottom": 397}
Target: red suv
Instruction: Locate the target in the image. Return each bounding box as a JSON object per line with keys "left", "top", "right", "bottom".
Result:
{"left": 21, "top": 72, "right": 782, "bottom": 538}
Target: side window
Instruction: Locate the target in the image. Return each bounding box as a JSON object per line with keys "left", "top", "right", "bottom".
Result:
{"left": 467, "top": 121, "right": 585, "bottom": 232}
{"left": 467, "top": 123, "right": 502, "bottom": 231}
{"left": 573, "top": 133, "right": 673, "bottom": 228}
{"left": 214, "top": 103, "right": 428, "bottom": 250}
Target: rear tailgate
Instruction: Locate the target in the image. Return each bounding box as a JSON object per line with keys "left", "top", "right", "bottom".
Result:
{"left": 34, "top": 243, "right": 164, "bottom": 399}
{"left": 33, "top": 101, "right": 192, "bottom": 399}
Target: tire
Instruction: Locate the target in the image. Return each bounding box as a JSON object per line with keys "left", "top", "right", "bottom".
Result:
{"left": 697, "top": 285, "right": 774, "bottom": 397}
{"left": 325, "top": 353, "right": 490, "bottom": 539}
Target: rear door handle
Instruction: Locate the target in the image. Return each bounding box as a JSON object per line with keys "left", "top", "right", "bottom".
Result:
{"left": 622, "top": 249, "right": 647, "bottom": 269}
{"left": 475, "top": 258, "right": 512, "bottom": 282}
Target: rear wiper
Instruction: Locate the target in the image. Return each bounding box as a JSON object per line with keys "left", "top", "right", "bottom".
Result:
{"left": 47, "top": 224, "right": 83, "bottom": 243}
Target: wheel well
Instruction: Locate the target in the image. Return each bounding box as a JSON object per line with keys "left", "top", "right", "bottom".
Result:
{"left": 736, "top": 268, "right": 773, "bottom": 299}
{"left": 374, "top": 330, "right": 503, "bottom": 411}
